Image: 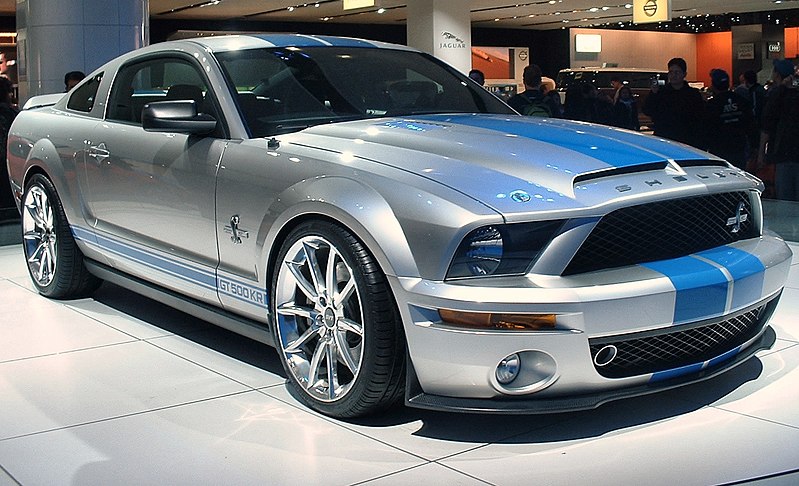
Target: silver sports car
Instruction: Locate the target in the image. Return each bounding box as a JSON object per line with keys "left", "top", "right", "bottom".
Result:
{"left": 7, "top": 35, "right": 792, "bottom": 418}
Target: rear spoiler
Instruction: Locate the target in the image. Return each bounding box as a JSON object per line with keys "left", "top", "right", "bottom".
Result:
{"left": 21, "top": 93, "right": 65, "bottom": 110}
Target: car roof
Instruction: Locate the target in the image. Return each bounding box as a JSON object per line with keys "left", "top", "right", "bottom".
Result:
{"left": 184, "top": 34, "right": 416, "bottom": 53}
{"left": 558, "top": 67, "right": 664, "bottom": 73}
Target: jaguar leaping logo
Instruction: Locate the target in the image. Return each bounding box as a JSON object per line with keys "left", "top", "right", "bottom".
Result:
{"left": 442, "top": 31, "right": 465, "bottom": 44}
{"left": 726, "top": 202, "right": 748, "bottom": 233}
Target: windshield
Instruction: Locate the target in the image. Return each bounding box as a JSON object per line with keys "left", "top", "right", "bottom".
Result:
{"left": 215, "top": 46, "right": 514, "bottom": 137}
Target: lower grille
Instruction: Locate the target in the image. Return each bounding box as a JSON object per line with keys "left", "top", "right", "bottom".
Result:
{"left": 590, "top": 304, "right": 767, "bottom": 379}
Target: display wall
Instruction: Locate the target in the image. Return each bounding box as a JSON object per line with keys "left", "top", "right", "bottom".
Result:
{"left": 569, "top": 28, "right": 697, "bottom": 76}
{"left": 785, "top": 26, "right": 798, "bottom": 58}
{"left": 696, "top": 32, "right": 733, "bottom": 88}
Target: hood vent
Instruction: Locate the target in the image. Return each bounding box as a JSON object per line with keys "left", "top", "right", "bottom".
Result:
{"left": 573, "top": 162, "right": 667, "bottom": 186}
{"left": 572, "top": 159, "right": 730, "bottom": 187}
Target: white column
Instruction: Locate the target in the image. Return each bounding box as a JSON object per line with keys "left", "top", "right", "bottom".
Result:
{"left": 16, "top": 0, "right": 148, "bottom": 103}
{"left": 406, "top": 0, "right": 471, "bottom": 74}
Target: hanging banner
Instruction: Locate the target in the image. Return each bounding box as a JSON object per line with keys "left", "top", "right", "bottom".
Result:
{"left": 633, "top": 0, "right": 672, "bottom": 24}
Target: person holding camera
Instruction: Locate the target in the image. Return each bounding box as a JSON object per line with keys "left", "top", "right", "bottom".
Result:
{"left": 642, "top": 57, "right": 704, "bottom": 147}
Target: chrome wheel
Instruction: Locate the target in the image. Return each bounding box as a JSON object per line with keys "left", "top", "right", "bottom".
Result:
{"left": 22, "top": 184, "right": 57, "bottom": 287}
{"left": 21, "top": 174, "right": 101, "bottom": 299}
{"left": 275, "top": 235, "right": 364, "bottom": 403}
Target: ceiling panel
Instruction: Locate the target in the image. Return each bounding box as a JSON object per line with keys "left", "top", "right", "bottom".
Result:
{"left": 0, "top": 1, "right": 793, "bottom": 30}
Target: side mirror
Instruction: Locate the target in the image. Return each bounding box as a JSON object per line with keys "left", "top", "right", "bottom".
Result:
{"left": 141, "top": 100, "right": 217, "bottom": 134}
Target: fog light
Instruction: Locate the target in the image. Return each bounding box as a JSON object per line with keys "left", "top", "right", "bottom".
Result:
{"left": 496, "top": 353, "right": 520, "bottom": 384}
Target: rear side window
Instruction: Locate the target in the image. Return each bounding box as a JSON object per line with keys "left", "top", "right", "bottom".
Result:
{"left": 66, "top": 73, "right": 102, "bottom": 112}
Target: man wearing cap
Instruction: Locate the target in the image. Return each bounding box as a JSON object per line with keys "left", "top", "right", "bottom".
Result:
{"left": 758, "top": 59, "right": 799, "bottom": 201}
{"left": 703, "top": 69, "right": 753, "bottom": 170}
{"left": 643, "top": 57, "right": 705, "bottom": 147}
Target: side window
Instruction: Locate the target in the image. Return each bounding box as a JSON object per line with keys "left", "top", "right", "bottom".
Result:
{"left": 106, "top": 57, "right": 215, "bottom": 124}
{"left": 66, "top": 73, "right": 102, "bottom": 112}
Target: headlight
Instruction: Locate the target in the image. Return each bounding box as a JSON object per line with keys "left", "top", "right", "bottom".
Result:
{"left": 446, "top": 220, "right": 565, "bottom": 279}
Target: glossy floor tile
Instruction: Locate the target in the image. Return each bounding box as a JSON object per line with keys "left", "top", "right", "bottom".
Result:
{"left": 1, "top": 233, "right": 797, "bottom": 485}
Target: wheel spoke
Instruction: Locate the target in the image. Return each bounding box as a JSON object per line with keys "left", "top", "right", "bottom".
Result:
{"left": 286, "top": 260, "right": 317, "bottom": 302}
{"left": 284, "top": 323, "right": 323, "bottom": 354}
{"left": 325, "top": 246, "right": 338, "bottom": 302}
{"left": 23, "top": 229, "right": 42, "bottom": 242}
{"left": 335, "top": 276, "right": 356, "bottom": 309}
{"left": 326, "top": 340, "right": 338, "bottom": 400}
{"left": 336, "top": 317, "right": 363, "bottom": 337}
{"left": 24, "top": 200, "right": 47, "bottom": 230}
{"left": 306, "top": 338, "right": 328, "bottom": 390}
{"left": 303, "top": 241, "right": 327, "bottom": 298}
{"left": 276, "top": 302, "right": 314, "bottom": 319}
{"left": 36, "top": 245, "right": 49, "bottom": 283}
{"left": 334, "top": 330, "right": 359, "bottom": 374}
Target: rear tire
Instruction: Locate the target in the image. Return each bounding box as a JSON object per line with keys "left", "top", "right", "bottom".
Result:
{"left": 272, "top": 220, "right": 405, "bottom": 418}
{"left": 21, "top": 174, "right": 101, "bottom": 299}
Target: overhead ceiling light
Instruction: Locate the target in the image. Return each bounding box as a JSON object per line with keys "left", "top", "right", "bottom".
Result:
{"left": 343, "top": 0, "right": 375, "bottom": 9}
{"left": 287, "top": 6, "right": 294, "bottom": 11}
{"left": 377, "top": 8, "right": 386, "bottom": 13}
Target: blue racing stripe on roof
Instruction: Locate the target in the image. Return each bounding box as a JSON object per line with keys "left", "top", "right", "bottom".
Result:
{"left": 643, "top": 256, "right": 728, "bottom": 323}
{"left": 313, "top": 36, "right": 379, "bottom": 47}
{"left": 698, "top": 246, "right": 765, "bottom": 311}
{"left": 251, "top": 34, "right": 328, "bottom": 47}
{"left": 420, "top": 114, "right": 706, "bottom": 168}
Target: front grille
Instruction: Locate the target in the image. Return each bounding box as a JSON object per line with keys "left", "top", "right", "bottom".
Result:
{"left": 564, "top": 191, "right": 757, "bottom": 275}
{"left": 589, "top": 305, "right": 766, "bottom": 379}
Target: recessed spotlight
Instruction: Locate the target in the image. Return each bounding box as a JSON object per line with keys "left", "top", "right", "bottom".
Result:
{"left": 287, "top": 6, "right": 294, "bottom": 11}
{"left": 602, "top": 6, "right": 609, "bottom": 10}
{"left": 377, "top": 8, "right": 385, "bottom": 13}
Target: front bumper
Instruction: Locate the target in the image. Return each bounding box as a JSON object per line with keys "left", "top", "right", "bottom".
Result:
{"left": 391, "top": 235, "right": 792, "bottom": 413}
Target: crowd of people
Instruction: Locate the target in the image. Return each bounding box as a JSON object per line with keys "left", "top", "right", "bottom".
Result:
{"left": 473, "top": 57, "right": 798, "bottom": 201}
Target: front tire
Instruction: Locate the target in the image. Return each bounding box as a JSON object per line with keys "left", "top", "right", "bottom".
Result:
{"left": 272, "top": 220, "right": 405, "bottom": 418}
{"left": 21, "top": 174, "right": 100, "bottom": 299}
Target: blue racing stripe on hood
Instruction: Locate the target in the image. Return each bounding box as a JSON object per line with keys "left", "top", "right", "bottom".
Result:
{"left": 421, "top": 114, "right": 704, "bottom": 169}
{"left": 643, "top": 256, "right": 728, "bottom": 323}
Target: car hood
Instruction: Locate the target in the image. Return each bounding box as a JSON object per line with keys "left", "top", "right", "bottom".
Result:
{"left": 292, "top": 114, "right": 728, "bottom": 217}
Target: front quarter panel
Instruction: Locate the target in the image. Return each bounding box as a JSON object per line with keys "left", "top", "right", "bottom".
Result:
{"left": 214, "top": 138, "right": 499, "bottom": 320}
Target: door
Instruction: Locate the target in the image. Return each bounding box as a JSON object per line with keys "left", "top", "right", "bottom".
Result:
{"left": 84, "top": 56, "right": 226, "bottom": 304}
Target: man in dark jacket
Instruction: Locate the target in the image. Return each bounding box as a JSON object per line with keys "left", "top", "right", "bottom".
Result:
{"left": 703, "top": 69, "right": 753, "bottom": 169}
{"left": 758, "top": 59, "right": 799, "bottom": 201}
{"left": 643, "top": 57, "right": 704, "bottom": 147}
{"left": 507, "top": 64, "right": 560, "bottom": 117}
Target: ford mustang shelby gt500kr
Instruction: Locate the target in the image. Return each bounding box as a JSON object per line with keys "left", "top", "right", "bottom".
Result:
{"left": 7, "top": 35, "right": 792, "bottom": 418}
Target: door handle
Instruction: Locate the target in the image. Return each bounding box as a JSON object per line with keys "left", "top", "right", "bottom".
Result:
{"left": 88, "top": 142, "right": 109, "bottom": 164}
